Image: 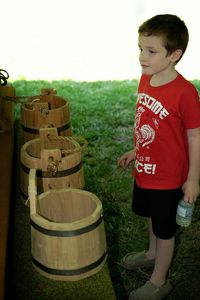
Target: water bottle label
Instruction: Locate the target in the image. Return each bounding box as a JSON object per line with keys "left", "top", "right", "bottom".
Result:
{"left": 177, "top": 205, "right": 193, "bottom": 218}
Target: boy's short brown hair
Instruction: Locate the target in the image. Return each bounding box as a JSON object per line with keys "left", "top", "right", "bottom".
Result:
{"left": 138, "top": 14, "right": 189, "bottom": 61}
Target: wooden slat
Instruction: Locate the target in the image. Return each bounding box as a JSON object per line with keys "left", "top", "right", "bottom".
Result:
{"left": 0, "top": 130, "right": 14, "bottom": 300}
{"left": 0, "top": 85, "right": 15, "bottom": 130}
{"left": 0, "top": 84, "right": 14, "bottom": 300}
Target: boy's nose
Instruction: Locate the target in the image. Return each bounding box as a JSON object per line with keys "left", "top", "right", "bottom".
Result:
{"left": 139, "top": 51, "right": 146, "bottom": 61}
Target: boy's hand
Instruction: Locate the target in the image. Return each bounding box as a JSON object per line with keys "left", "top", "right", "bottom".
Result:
{"left": 182, "top": 179, "right": 200, "bottom": 203}
{"left": 184, "top": 127, "right": 200, "bottom": 203}
{"left": 117, "top": 149, "right": 135, "bottom": 168}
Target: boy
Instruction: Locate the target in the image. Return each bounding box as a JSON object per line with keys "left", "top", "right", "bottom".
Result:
{"left": 118, "top": 14, "right": 200, "bottom": 300}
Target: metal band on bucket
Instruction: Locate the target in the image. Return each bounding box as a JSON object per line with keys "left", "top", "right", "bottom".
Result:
{"left": 20, "top": 161, "right": 82, "bottom": 178}
{"left": 21, "top": 122, "right": 71, "bottom": 134}
{"left": 32, "top": 251, "right": 107, "bottom": 276}
{"left": 20, "top": 189, "right": 29, "bottom": 201}
{"left": 30, "top": 214, "right": 104, "bottom": 237}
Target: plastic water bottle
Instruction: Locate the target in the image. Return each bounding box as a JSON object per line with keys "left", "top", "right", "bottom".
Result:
{"left": 176, "top": 199, "right": 194, "bottom": 227}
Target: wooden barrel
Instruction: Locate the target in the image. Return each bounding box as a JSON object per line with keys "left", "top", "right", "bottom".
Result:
{"left": 20, "top": 127, "right": 85, "bottom": 205}
{"left": 21, "top": 88, "right": 72, "bottom": 142}
{"left": 29, "top": 169, "right": 107, "bottom": 281}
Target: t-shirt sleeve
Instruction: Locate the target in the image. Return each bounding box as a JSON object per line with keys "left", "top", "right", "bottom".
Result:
{"left": 179, "top": 85, "right": 200, "bottom": 129}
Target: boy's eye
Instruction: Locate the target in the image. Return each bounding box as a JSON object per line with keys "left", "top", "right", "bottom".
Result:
{"left": 138, "top": 47, "right": 156, "bottom": 54}
{"left": 149, "top": 50, "right": 156, "bottom": 54}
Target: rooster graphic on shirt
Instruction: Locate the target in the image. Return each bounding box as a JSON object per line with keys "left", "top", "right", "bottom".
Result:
{"left": 134, "top": 106, "right": 156, "bottom": 151}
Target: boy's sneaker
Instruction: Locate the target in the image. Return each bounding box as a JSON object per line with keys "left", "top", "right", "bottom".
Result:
{"left": 128, "top": 280, "right": 173, "bottom": 300}
{"left": 121, "top": 250, "right": 155, "bottom": 270}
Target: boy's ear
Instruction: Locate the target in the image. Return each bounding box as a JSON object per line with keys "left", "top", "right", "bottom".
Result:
{"left": 170, "top": 49, "right": 182, "bottom": 62}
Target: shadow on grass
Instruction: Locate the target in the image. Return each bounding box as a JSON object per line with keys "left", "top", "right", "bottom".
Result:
{"left": 102, "top": 193, "right": 128, "bottom": 300}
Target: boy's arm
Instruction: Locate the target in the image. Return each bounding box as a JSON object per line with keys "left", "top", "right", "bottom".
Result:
{"left": 117, "top": 149, "right": 135, "bottom": 168}
{"left": 182, "top": 127, "right": 200, "bottom": 203}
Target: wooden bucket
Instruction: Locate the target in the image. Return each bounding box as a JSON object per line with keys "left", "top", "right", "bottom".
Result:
{"left": 21, "top": 88, "right": 72, "bottom": 142}
{"left": 29, "top": 169, "right": 107, "bottom": 281}
{"left": 20, "top": 127, "right": 85, "bottom": 205}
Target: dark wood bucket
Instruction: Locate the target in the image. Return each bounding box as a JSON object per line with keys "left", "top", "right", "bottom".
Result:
{"left": 0, "top": 85, "right": 15, "bottom": 132}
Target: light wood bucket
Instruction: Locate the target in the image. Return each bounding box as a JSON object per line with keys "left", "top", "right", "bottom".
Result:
{"left": 21, "top": 88, "right": 72, "bottom": 142}
{"left": 20, "top": 127, "right": 85, "bottom": 205}
{"left": 29, "top": 169, "right": 107, "bottom": 281}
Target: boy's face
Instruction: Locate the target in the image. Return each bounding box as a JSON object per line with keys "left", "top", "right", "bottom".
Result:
{"left": 138, "top": 34, "right": 175, "bottom": 76}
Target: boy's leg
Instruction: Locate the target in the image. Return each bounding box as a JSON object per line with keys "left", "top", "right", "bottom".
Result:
{"left": 141, "top": 219, "right": 175, "bottom": 286}
{"left": 147, "top": 219, "right": 175, "bottom": 286}
{"left": 128, "top": 185, "right": 181, "bottom": 298}
{"left": 150, "top": 236, "right": 175, "bottom": 287}
{"left": 128, "top": 227, "right": 174, "bottom": 299}
{"left": 146, "top": 219, "right": 156, "bottom": 259}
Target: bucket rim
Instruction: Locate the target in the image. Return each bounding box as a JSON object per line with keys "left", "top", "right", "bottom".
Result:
{"left": 20, "top": 137, "right": 81, "bottom": 165}
{"left": 21, "top": 95, "right": 69, "bottom": 111}
{"left": 31, "top": 188, "right": 103, "bottom": 231}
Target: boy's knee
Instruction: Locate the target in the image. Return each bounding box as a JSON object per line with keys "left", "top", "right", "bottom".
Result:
{"left": 152, "top": 221, "right": 178, "bottom": 239}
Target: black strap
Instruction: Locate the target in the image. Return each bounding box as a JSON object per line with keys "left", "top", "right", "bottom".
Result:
{"left": 30, "top": 214, "right": 103, "bottom": 237}
{"left": 32, "top": 251, "right": 107, "bottom": 276}
{"left": 20, "top": 161, "right": 82, "bottom": 178}
{"left": 21, "top": 122, "right": 71, "bottom": 134}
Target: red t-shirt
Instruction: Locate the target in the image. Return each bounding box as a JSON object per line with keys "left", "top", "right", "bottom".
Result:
{"left": 133, "top": 73, "right": 200, "bottom": 189}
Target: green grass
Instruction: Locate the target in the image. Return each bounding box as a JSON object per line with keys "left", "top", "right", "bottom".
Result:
{"left": 10, "top": 79, "right": 200, "bottom": 300}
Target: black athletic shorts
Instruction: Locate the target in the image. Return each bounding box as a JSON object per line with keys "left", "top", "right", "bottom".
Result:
{"left": 132, "top": 181, "right": 184, "bottom": 239}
